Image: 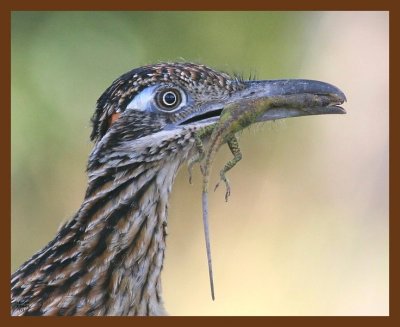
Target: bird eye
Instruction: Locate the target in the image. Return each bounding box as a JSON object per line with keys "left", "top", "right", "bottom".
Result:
{"left": 156, "top": 88, "right": 182, "bottom": 111}
{"left": 126, "top": 85, "right": 187, "bottom": 113}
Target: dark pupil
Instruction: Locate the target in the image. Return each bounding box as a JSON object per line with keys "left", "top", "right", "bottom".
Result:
{"left": 163, "top": 92, "right": 176, "bottom": 106}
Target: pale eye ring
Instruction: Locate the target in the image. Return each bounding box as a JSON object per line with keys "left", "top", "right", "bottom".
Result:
{"left": 156, "top": 88, "right": 182, "bottom": 111}
{"left": 163, "top": 91, "right": 177, "bottom": 106}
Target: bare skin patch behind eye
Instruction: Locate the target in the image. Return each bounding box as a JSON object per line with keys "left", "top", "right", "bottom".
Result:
{"left": 108, "top": 112, "right": 121, "bottom": 127}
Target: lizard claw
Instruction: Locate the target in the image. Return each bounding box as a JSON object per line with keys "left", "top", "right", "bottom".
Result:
{"left": 200, "top": 165, "right": 205, "bottom": 176}
{"left": 224, "top": 185, "right": 231, "bottom": 202}
{"left": 188, "top": 166, "right": 193, "bottom": 184}
{"left": 214, "top": 180, "right": 231, "bottom": 201}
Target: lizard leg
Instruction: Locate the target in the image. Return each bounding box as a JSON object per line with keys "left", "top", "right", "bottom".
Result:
{"left": 188, "top": 126, "right": 213, "bottom": 183}
{"left": 188, "top": 133, "right": 205, "bottom": 184}
{"left": 214, "top": 135, "right": 242, "bottom": 201}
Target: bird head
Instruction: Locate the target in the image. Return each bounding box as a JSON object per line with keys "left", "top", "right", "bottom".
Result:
{"left": 90, "top": 63, "right": 242, "bottom": 142}
{"left": 88, "top": 62, "right": 345, "bottom": 169}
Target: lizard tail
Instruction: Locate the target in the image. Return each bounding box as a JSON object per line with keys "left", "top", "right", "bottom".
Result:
{"left": 202, "top": 190, "right": 215, "bottom": 300}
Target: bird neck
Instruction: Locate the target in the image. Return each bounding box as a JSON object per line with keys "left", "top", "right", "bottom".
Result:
{"left": 71, "top": 157, "right": 182, "bottom": 315}
{"left": 12, "top": 128, "right": 195, "bottom": 316}
{"left": 66, "top": 128, "right": 195, "bottom": 315}
{"left": 12, "top": 158, "right": 182, "bottom": 316}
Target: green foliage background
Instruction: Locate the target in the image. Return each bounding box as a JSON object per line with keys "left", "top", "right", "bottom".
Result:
{"left": 12, "top": 12, "right": 388, "bottom": 315}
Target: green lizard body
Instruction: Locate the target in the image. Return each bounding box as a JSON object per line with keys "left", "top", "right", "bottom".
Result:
{"left": 191, "top": 97, "right": 280, "bottom": 300}
{"left": 189, "top": 92, "right": 345, "bottom": 300}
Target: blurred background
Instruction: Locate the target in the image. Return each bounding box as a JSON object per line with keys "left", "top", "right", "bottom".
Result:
{"left": 11, "top": 12, "right": 388, "bottom": 315}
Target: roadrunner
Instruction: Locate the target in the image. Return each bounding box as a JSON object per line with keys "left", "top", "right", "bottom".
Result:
{"left": 11, "top": 62, "right": 346, "bottom": 316}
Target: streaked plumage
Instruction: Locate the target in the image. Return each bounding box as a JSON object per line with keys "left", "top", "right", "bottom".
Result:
{"left": 11, "top": 63, "right": 246, "bottom": 315}
{"left": 11, "top": 62, "right": 346, "bottom": 316}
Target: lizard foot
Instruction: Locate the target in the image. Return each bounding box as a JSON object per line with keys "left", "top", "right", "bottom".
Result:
{"left": 214, "top": 179, "right": 231, "bottom": 202}
{"left": 187, "top": 154, "right": 203, "bottom": 184}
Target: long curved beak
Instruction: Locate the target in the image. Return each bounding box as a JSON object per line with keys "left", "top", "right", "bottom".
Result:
{"left": 239, "top": 79, "right": 346, "bottom": 122}
{"left": 179, "top": 79, "right": 346, "bottom": 127}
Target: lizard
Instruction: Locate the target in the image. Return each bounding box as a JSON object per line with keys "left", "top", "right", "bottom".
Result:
{"left": 188, "top": 91, "right": 346, "bottom": 300}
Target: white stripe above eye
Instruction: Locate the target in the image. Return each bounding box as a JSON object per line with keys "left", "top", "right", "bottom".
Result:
{"left": 126, "top": 85, "right": 158, "bottom": 111}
